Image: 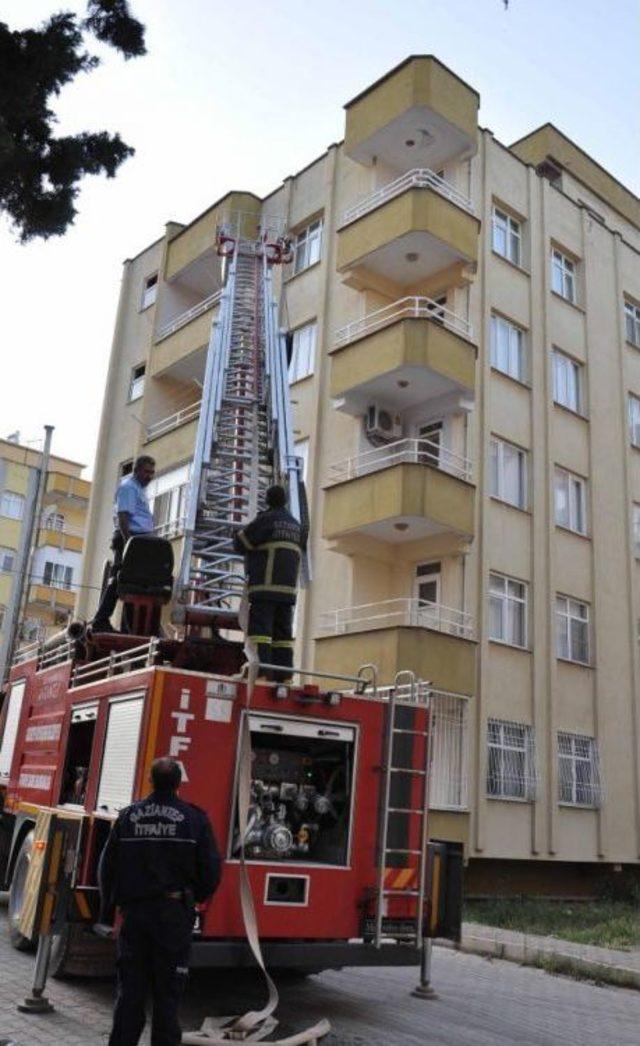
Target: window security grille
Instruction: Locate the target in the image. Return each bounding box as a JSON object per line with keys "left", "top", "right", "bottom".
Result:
{"left": 429, "top": 694, "right": 469, "bottom": 809}
{"left": 558, "top": 732, "right": 602, "bottom": 807}
{"left": 487, "top": 719, "right": 537, "bottom": 800}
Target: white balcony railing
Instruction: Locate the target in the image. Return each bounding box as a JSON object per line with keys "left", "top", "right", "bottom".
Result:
{"left": 153, "top": 516, "right": 186, "bottom": 540}
{"left": 334, "top": 295, "right": 473, "bottom": 347}
{"left": 319, "top": 597, "right": 474, "bottom": 640}
{"left": 328, "top": 437, "right": 473, "bottom": 485}
{"left": 341, "top": 167, "right": 474, "bottom": 227}
{"left": 154, "top": 290, "right": 223, "bottom": 343}
{"left": 146, "top": 401, "right": 201, "bottom": 442}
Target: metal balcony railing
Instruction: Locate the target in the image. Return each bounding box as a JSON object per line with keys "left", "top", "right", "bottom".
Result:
{"left": 341, "top": 167, "right": 474, "bottom": 227}
{"left": 328, "top": 437, "right": 473, "bottom": 485}
{"left": 153, "top": 516, "right": 186, "bottom": 540}
{"left": 154, "top": 290, "right": 223, "bottom": 343}
{"left": 334, "top": 295, "right": 473, "bottom": 347}
{"left": 146, "top": 401, "right": 201, "bottom": 442}
{"left": 319, "top": 597, "right": 474, "bottom": 640}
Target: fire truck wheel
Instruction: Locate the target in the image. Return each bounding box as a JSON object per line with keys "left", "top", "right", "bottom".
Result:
{"left": 8, "top": 832, "right": 37, "bottom": 952}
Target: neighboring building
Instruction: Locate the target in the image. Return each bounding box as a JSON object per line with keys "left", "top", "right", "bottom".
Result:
{"left": 78, "top": 56, "right": 640, "bottom": 891}
{"left": 0, "top": 436, "right": 90, "bottom": 675}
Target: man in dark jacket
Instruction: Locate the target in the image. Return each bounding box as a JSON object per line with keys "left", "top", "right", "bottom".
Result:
{"left": 233, "top": 484, "right": 306, "bottom": 681}
{"left": 99, "top": 757, "right": 221, "bottom": 1046}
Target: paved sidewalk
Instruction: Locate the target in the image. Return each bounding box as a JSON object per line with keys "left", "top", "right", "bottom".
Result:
{"left": 449, "top": 921, "right": 640, "bottom": 988}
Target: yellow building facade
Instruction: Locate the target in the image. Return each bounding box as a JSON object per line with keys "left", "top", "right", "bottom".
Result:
{"left": 78, "top": 57, "right": 640, "bottom": 889}
{"left": 0, "top": 437, "right": 90, "bottom": 677}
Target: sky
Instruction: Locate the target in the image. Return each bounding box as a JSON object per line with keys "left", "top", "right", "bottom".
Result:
{"left": 1, "top": 0, "right": 639, "bottom": 474}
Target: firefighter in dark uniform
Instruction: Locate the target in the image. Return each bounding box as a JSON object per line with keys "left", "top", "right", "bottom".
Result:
{"left": 99, "top": 757, "right": 221, "bottom": 1046}
{"left": 233, "top": 484, "right": 306, "bottom": 681}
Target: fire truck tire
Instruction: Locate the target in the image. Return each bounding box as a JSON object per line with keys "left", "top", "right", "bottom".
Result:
{"left": 8, "top": 832, "right": 37, "bottom": 952}
{"left": 50, "top": 924, "right": 116, "bottom": 980}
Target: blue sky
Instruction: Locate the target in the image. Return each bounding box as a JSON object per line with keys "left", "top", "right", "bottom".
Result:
{"left": 1, "top": 0, "right": 638, "bottom": 469}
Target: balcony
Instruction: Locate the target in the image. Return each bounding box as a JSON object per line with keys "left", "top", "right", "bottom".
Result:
{"left": 29, "top": 584, "right": 75, "bottom": 611}
{"left": 337, "top": 169, "right": 479, "bottom": 286}
{"left": 314, "top": 618, "right": 476, "bottom": 694}
{"left": 319, "top": 597, "right": 473, "bottom": 640}
{"left": 344, "top": 57, "right": 478, "bottom": 172}
{"left": 323, "top": 443, "right": 475, "bottom": 544}
{"left": 332, "top": 296, "right": 476, "bottom": 414}
{"left": 155, "top": 292, "right": 222, "bottom": 344}
{"left": 164, "top": 192, "right": 262, "bottom": 279}
{"left": 146, "top": 400, "right": 201, "bottom": 442}
{"left": 44, "top": 473, "right": 90, "bottom": 503}
{"left": 38, "top": 521, "right": 84, "bottom": 553}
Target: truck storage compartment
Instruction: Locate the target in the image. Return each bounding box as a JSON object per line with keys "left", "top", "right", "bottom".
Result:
{"left": 231, "top": 713, "right": 357, "bottom": 866}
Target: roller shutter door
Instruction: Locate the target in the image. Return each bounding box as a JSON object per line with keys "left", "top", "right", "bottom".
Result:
{"left": 96, "top": 694, "right": 144, "bottom": 812}
{"left": 0, "top": 679, "right": 26, "bottom": 780}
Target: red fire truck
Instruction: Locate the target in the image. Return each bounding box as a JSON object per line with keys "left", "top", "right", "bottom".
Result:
{"left": 0, "top": 227, "right": 461, "bottom": 980}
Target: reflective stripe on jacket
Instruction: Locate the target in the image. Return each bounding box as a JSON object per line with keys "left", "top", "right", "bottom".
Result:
{"left": 233, "top": 507, "right": 305, "bottom": 604}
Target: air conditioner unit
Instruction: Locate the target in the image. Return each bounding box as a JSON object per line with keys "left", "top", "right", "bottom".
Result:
{"left": 365, "top": 404, "right": 403, "bottom": 443}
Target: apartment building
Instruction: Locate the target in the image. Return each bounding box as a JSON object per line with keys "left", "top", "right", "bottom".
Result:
{"left": 78, "top": 57, "right": 640, "bottom": 890}
{"left": 0, "top": 435, "right": 91, "bottom": 676}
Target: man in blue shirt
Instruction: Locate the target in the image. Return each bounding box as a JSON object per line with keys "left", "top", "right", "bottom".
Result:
{"left": 91, "top": 455, "right": 156, "bottom": 632}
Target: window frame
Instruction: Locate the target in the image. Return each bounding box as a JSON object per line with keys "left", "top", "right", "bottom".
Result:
{"left": 554, "top": 466, "right": 587, "bottom": 535}
{"left": 492, "top": 206, "right": 522, "bottom": 266}
{"left": 486, "top": 718, "right": 536, "bottom": 801}
{"left": 292, "top": 217, "right": 323, "bottom": 275}
{"left": 633, "top": 503, "right": 640, "bottom": 558}
{"left": 140, "top": 272, "right": 158, "bottom": 311}
{"left": 629, "top": 394, "right": 640, "bottom": 448}
{"left": 488, "top": 571, "right": 528, "bottom": 649}
{"left": 128, "top": 363, "right": 146, "bottom": 402}
{"left": 551, "top": 247, "right": 577, "bottom": 303}
{"left": 557, "top": 731, "right": 602, "bottom": 807}
{"left": 556, "top": 594, "right": 590, "bottom": 665}
{"left": 0, "top": 491, "right": 25, "bottom": 520}
{"left": 489, "top": 436, "right": 528, "bottom": 510}
{"left": 553, "top": 348, "right": 583, "bottom": 414}
{"left": 43, "top": 560, "right": 74, "bottom": 590}
{"left": 0, "top": 604, "right": 5, "bottom": 630}
{"left": 288, "top": 321, "right": 317, "bottom": 384}
{"left": 0, "top": 547, "right": 15, "bottom": 573}
{"left": 490, "top": 313, "right": 527, "bottom": 383}
{"left": 625, "top": 300, "right": 640, "bottom": 347}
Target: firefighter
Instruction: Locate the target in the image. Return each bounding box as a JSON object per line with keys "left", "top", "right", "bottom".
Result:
{"left": 233, "top": 484, "right": 306, "bottom": 681}
{"left": 91, "top": 455, "right": 156, "bottom": 633}
{"left": 99, "top": 757, "right": 221, "bottom": 1046}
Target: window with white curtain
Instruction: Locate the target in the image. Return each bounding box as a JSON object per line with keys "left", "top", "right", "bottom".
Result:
{"left": 293, "top": 218, "right": 323, "bottom": 274}
{"left": 487, "top": 719, "right": 536, "bottom": 800}
{"left": 0, "top": 491, "right": 25, "bottom": 520}
{"left": 624, "top": 300, "right": 640, "bottom": 347}
{"left": 490, "top": 314, "right": 526, "bottom": 382}
{"left": 489, "top": 437, "right": 527, "bottom": 509}
{"left": 551, "top": 248, "right": 576, "bottom": 302}
{"left": 43, "top": 561, "right": 73, "bottom": 590}
{"left": 492, "top": 206, "right": 522, "bottom": 266}
{"left": 629, "top": 395, "right": 640, "bottom": 447}
{"left": 489, "top": 572, "right": 527, "bottom": 648}
{"left": 554, "top": 467, "right": 587, "bottom": 535}
{"left": 148, "top": 464, "right": 190, "bottom": 539}
{"left": 288, "top": 322, "right": 317, "bottom": 383}
{"left": 141, "top": 273, "right": 158, "bottom": 310}
{"left": 558, "top": 732, "right": 602, "bottom": 807}
{"left": 556, "top": 595, "right": 590, "bottom": 664}
{"left": 553, "top": 350, "right": 582, "bottom": 413}
{"left": 294, "top": 439, "right": 309, "bottom": 483}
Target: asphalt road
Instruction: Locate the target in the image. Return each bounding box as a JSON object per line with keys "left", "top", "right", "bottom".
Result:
{"left": 1, "top": 910, "right": 639, "bottom": 1045}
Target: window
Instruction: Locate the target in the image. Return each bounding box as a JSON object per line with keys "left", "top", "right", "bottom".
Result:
{"left": 626, "top": 300, "right": 640, "bottom": 347}
{"left": 489, "top": 437, "right": 527, "bottom": 509}
{"left": 120, "top": 459, "right": 134, "bottom": 477}
{"left": 43, "top": 561, "right": 73, "bottom": 590}
{"left": 141, "top": 273, "right": 158, "bottom": 310}
{"left": 490, "top": 314, "right": 526, "bottom": 382}
{"left": 556, "top": 595, "right": 589, "bottom": 664}
{"left": 43, "top": 510, "right": 65, "bottom": 532}
{"left": 554, "top": 468, "right": 587, "bottom": 535}
{"left": 288, "top": 322, "right": 317, "bottom": 383}
{"left": 558, "top": 732, "right": 602, "bottom": 807}
{"left": 0, "top": 604, "right": 5, "bottom": 631}
{"left": 629, "top": 395, "right": 640, "bottom": 447}
{"left": 553, "top": 350, "right": 582, "bottom": 413}
{"left": 148, "top": 464, "right": 190, "bottom": 540}
{"left": 551, "top": 248, "right": 576, "bottom": 302}
{"left": 633, "top": 504, "right": 640, "bottom": 558}
{"left": 492, "top": 206, "right": 521, "bottom": 266}
{"left": 487, "top": 719, "right": 536, "bottom": 800}
{"left": 489, "top": 573, "right": 527, "bottom": 648}
{"left": 129, "top": 363, "right": 146, "bottom": 401}
{"left": 292, "top": 218, "right": 323, "bottom": 274}
{"left": 0, "top": 491, "right": 25, "bottom": 520}
{"left": 0, "top": 548, "right": 15, "bottom": 573}
{"left": 294, "top": 439, "right": 309, "bottom": 483}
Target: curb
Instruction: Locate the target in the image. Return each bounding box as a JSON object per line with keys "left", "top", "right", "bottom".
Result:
{"left": 436, "top": 933, "right": 640, "bottom": 991}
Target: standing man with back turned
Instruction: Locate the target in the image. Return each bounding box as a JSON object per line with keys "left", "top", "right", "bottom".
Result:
{"left": 91, "top": 454, "right": 156, "bottom": 632}
{"left": 233, "top": 484, "right": 306, "bottom": 681}
{"left": 99, "top": 756, "right": 221, "bottom": 1046}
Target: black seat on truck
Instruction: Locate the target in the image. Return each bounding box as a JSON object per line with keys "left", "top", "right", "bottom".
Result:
{"left": 117, "top": 536, "right": 174, "bottom": 602}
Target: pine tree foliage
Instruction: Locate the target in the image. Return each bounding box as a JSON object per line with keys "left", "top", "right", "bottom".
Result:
{"left": 0, "top": 1, "right": 146, "bottom": 242}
